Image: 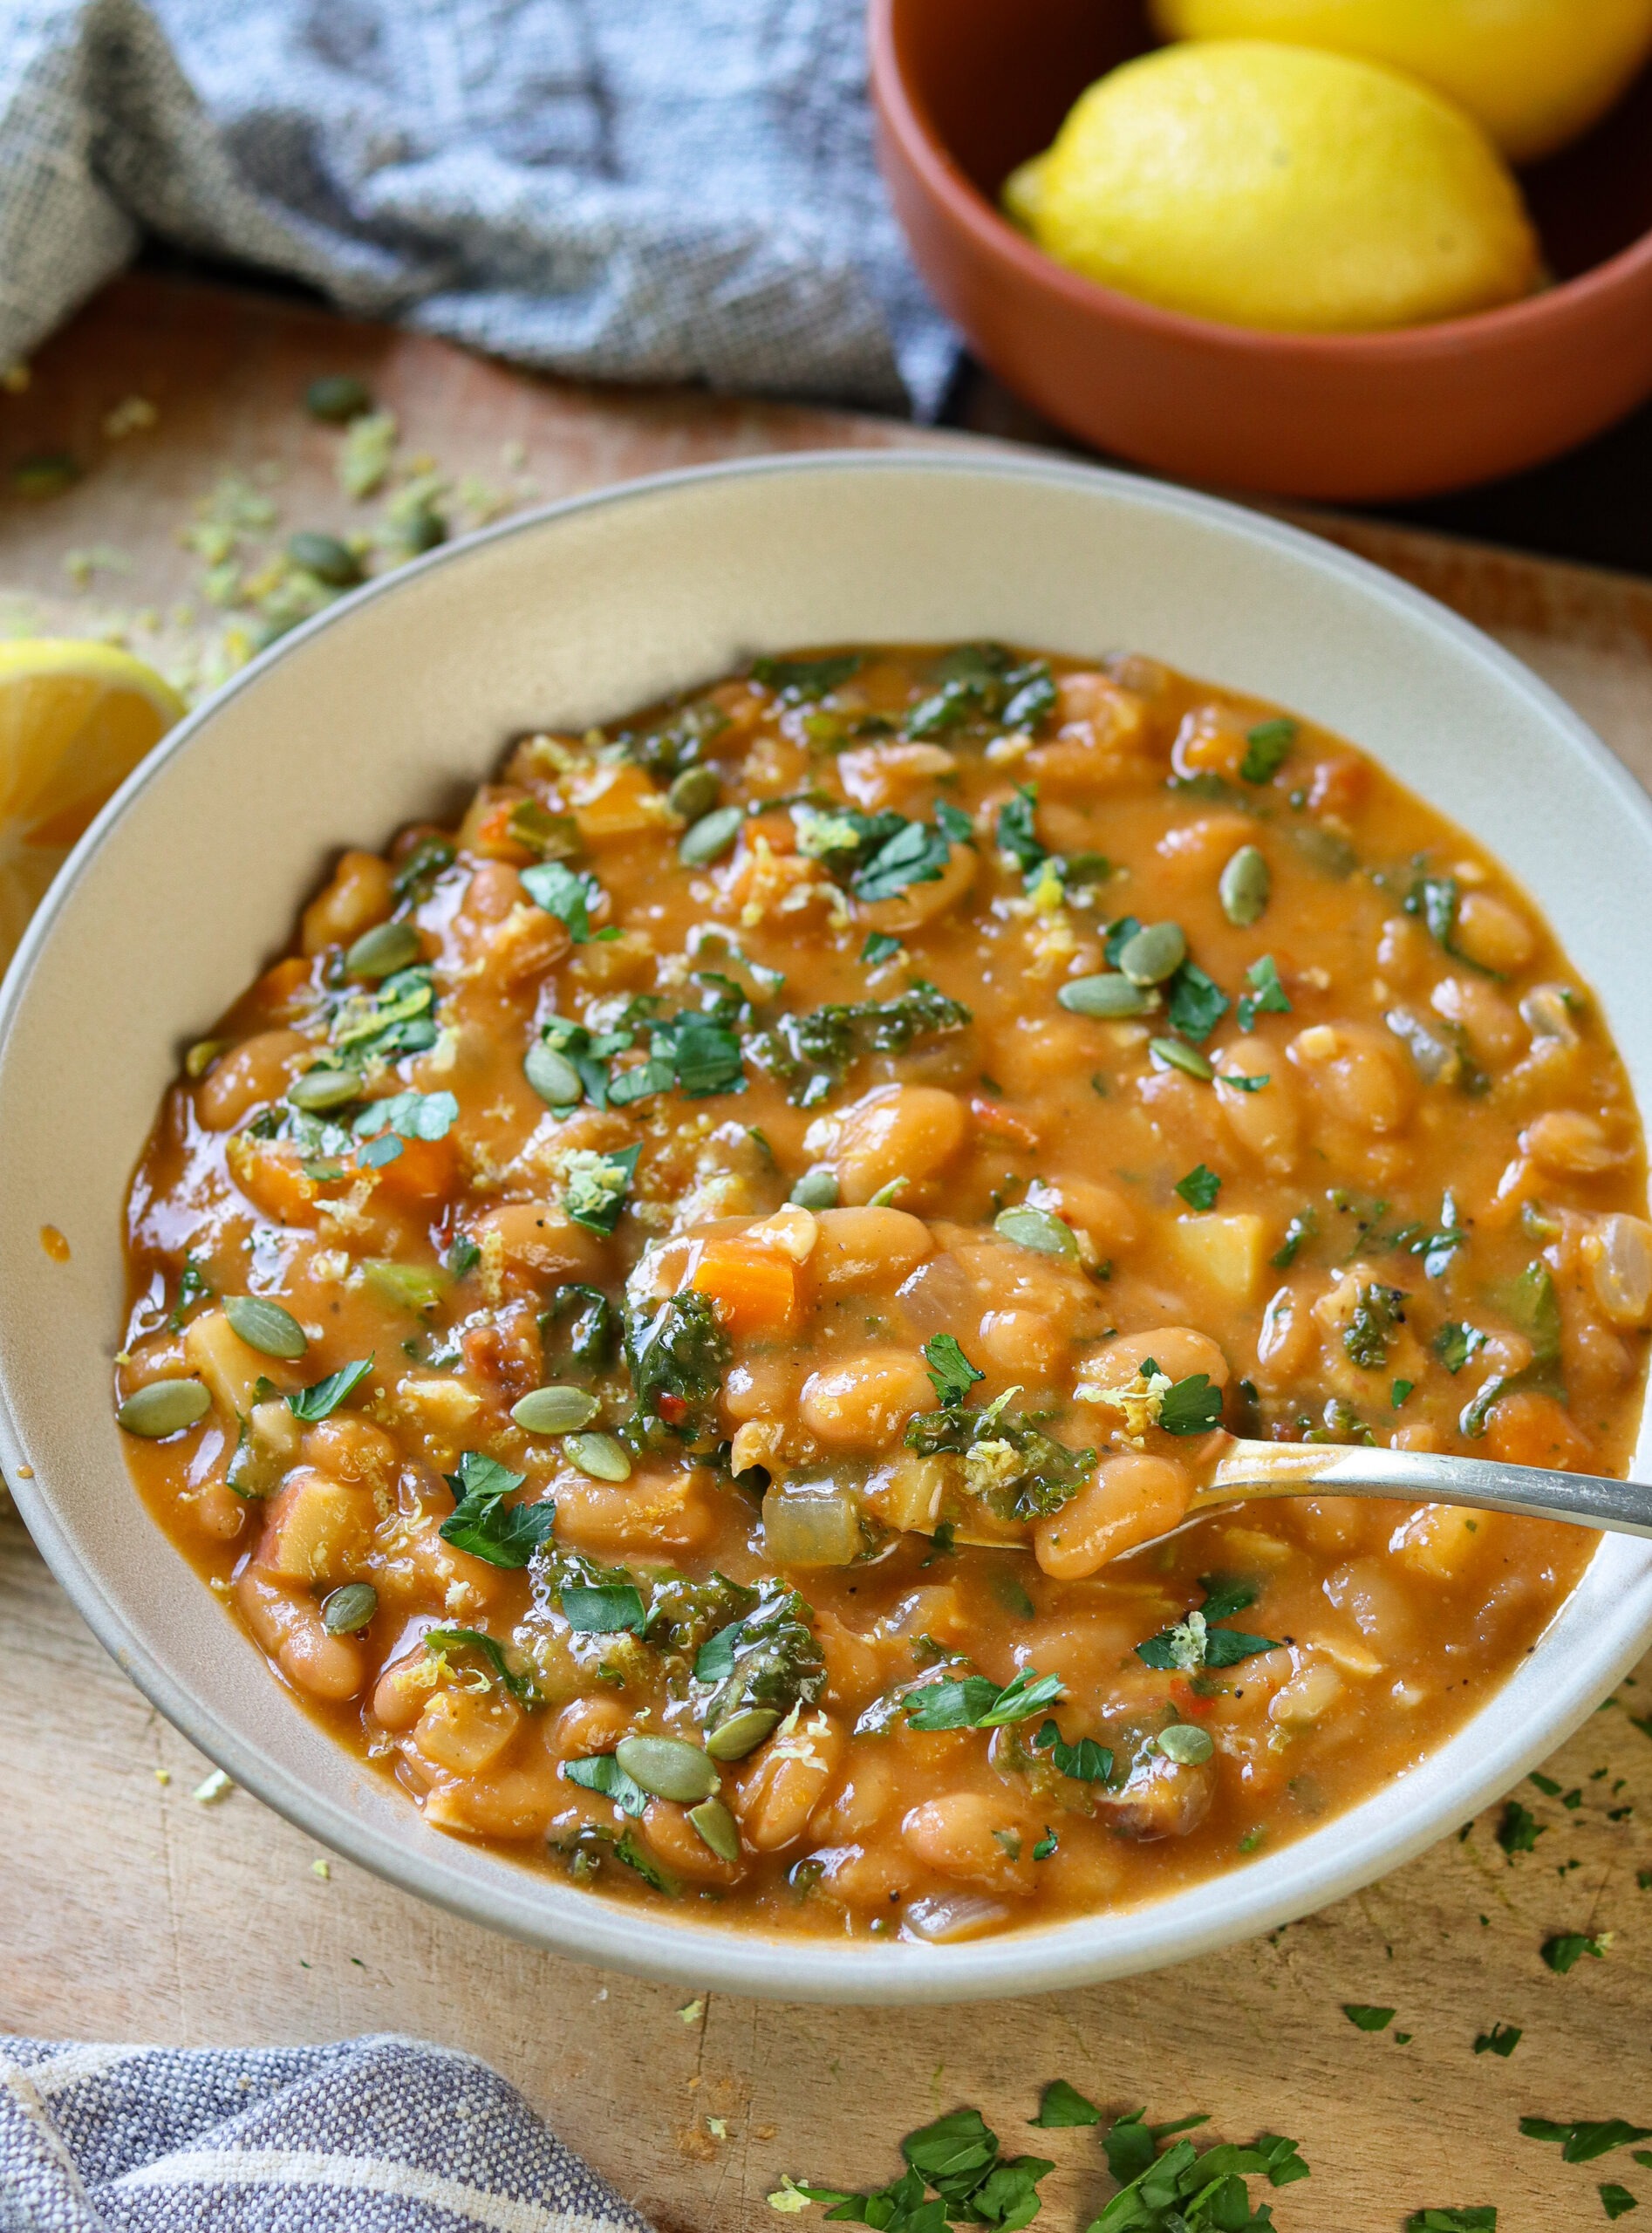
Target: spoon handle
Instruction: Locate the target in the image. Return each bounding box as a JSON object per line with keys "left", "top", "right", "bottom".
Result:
{"left": 1207, "top": 1438, "right": 1652, "bottom": 1539}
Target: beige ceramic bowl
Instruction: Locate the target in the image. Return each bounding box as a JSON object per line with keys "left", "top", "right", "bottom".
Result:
{"left": 2, "top": 453, "right": 1650, "bottom": 2004}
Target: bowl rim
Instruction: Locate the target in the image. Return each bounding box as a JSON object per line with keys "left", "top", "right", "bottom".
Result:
{"left": 869, "top": 0, "right": 1652, "bottom": 360}
{"left": 4, "top": 444, "right": 1652, "bottom": 2004}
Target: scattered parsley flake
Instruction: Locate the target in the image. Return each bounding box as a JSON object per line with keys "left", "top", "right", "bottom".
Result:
{"left": 1175, "top": 1164, "right": 1222, "bottom": 1212}
{"left": 1241, "top": 718, "right": 1296, "bottom": 784}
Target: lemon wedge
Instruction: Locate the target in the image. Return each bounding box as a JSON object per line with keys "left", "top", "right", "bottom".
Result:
{"left": 1150, "top": 0, "right": 1652, "bottom": 163}
{"left": 0, "top": 640, "right": 184, "bottom": 977}
{"left": 1006, "top": 40, "right": 1539, "bottom": 333}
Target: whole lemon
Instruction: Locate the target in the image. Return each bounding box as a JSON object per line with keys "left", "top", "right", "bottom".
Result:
{"left": 1150, "top": 0, "right": 1652, "bottom": 162}
{"left": 1005, "top": 41, "right": 1540, "bottom": 333}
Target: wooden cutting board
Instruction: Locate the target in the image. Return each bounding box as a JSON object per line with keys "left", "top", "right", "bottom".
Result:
{"left": 4, "top": 275, "right": 1652, "bottom": 2233}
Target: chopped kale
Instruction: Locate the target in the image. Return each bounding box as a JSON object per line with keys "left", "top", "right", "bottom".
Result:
{"left": 693, "top": 1582, "right": 825, "bottom": 1739}
{"left": 997, "top": 783, "right": 1045, "bottom": 876}
{"left": 522, "top": 860, "right": 620, "bottom": 945}
{"left": 543, "top": 1283, "right": 618, "bottom": 1375}
{"left": 1434, "top": 1322, "right": 1485, "bottom": 1376}
{"left": 625, "top": 1289, "right": 729, "bottom": 1439}
{"left": 1343, "top": 1283, "right": 1408, "bottom": 1371}
{"left": 643, "top": 1570, "right": 759, "bottom": 1658}
{"left": 905, "top": 1390, "right": 1096, "bottom": 1519}
{"left": 853, "top": 815, "right": 962, "bottom": 905}
{"left": 751, "top": 652, "right": 861, "bottom": 701}
{"left": 1406, "top": 871, "right": 1503, "bottom": 977}
{"left": 440, "top": 1450, "right": 556, "bottom": 1568}
{"left": 750, "top": 980, "right": 972, "bottom": 1107}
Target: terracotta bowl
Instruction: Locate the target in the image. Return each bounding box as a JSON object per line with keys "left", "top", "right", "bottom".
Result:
{"left": 870, "top": 0, "right": 1652, "bottom": 500}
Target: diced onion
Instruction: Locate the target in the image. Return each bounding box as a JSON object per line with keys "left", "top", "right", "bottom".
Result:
{"left": 761, "top": 1481, "right": 865, "bottom": 1567}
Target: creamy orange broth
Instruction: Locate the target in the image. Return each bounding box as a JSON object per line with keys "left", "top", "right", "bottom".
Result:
{"left": 117, "top": 643, "right": 1648, "bottom": 1943}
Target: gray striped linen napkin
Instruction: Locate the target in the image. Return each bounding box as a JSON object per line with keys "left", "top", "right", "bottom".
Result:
{"left": 1, "top": 2034, "right": 655, "bottom": 2232}
{"left": 0, "top": 0, "right": 958, "bottom": 415}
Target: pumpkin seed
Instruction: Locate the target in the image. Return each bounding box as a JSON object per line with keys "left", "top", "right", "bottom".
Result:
{"left": 1219, "top": 844, "right": 1271, "bottom": 927}
{"left": 344, "top": 919, "right": 420, "bottom": 980}
{"left": 687, "top": 1794, "right": 741, "bottom": 1861}
{"left": 788, "top": 1169, "right": 840, "bottom": 1210}
{"left": 289, "top": 1066, "right": 360, "bottom": 1113}
{"left": 666, "top": 764, "right": 721, "bottom": 822}
{"left": 512, "top": 1385, "right": 600, "bottom": 1435}
{"left": 679, "top": 803, "right": 745, "bottom": 868}
{"left": 304, "top": 373, "right": 373, "bottom": 423}
{"left": 224, "top": 1294, "right": 309, "bottom": 1360}
{"left": 1150, "top": 1037, "right": 1214, "bottom": 1082}
{"left": 399, "top": 507, "right": 447, "bottom": 556}
{"left": 321, "top": 1581, "right": 379, "bottom": 1634}
{"left": 704, "top": 1707, "right": 781, "bottom": 1762}
{"left": 1156, "top": 1723, "right": 1214, "bottom": 1765}
{"left": 614, "top": 1733, "right": 720, "bottom": 1804}
{"left": 564, "top": 1431, "right": 631, "bottom": 1483}
{"left": 1058, "top": 973, "right": 1154, "bottom": 1019}
{"left": 524, "top": 1041, "right": 583, "bottom": 1107}
{"left": 1291, "top": 824, "right": 1357, "bottom": 880}
{"left": 994, "top": 1205, "right": 1079, "bottom": 1260}
{"left": 1116, "top": 920, "right": 1187, "bottom": 986}
{"left": 184, "top": 1038, "right": 229, "bottom": 1079}
{"left": 287, "top": 530, "right": 362, "bottom": 588}
{"left": 118, "top": 1378, "right": 212, "bottom": 1437}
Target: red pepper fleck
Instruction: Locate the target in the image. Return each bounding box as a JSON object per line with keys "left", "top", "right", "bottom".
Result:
{"left": 656, "top": 1391, "right": 689, "bottom": 1426}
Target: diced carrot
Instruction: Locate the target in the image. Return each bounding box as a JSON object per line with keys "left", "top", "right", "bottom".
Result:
{"left": 468, "top": 796, "right": 534, "bottom": 864}
{"left": 689, "top": 1238, "right": 802, "bottom": 1336}
{"left": 361, "top": 1131, "right": 460, "bottom": 1203}
{"left": 1485, "top": 1390, "right": 1594, "bottom": 1472}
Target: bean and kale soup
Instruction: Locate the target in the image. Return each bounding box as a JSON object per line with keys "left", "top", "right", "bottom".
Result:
{"left": 119, "top": 643, "right": 1649, "bottom": 1940}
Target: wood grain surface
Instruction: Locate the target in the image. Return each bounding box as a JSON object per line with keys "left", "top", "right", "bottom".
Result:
{"left": 3, "top": 277, "right": 1651, "bottom": 2233}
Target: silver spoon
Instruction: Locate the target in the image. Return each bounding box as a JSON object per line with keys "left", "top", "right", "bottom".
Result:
{"left": 927, "top": 1437, "right": 1652, "bottom": 1552}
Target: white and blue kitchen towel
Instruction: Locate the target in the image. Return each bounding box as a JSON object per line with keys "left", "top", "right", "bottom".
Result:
{"left": 1, "top": 2033, "right": 655, "bottom": 2231}
{"left": 0, "top": 0, "right": 958, "bottom": 414}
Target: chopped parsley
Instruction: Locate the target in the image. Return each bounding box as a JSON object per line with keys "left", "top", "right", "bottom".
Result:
{"left": 1165, "top": 963, "right": 1230, "bottom": 1046}
{"left": 856, "top": 811, "right": 972, "bottom": 905}
{"left": 751, "top": 651, "right": 860, "bottom": 701}
{"left": 1031, "top": 1718, "right": 1113, "bottom": 1783}
{"left": 905, "top": 1665, "right": 1064, "bottom": 1731}
{"left": 861, "top": 931, "right": 903, "bottom": 966}
{"left": 1175, "top": 1164, "right": 1222, "bottom": 1212}
{"left": 1031, "top": 2079, "right": 1102, "bottom": 2128}
{"left": 1601, "top": 2188, "right": 1638, "bottom": 2222}
{"left": 1137, "top": 1577, "right": 1279, "bottom": 1671}
{"left": 1405, "top": 2213, "right": 1497, "bottom": 2232}
{"left": 391, "top": 833, "right": 456, "bottom": 902}
{"left": 1342, "top": 2004, "right": 1396, "bottom": 2032}
{"left": 554, "top": 1549, "right": 647, "bottom": 1635}
{"left": 1392, "top": 1379, "right": 1415, "bottom": 1409}
{"left": 1236, "top": 954, "right": 1292, "bottom": 1033}
{"left": 923, "top": 1333, "right": 985, "bottom": 1407}
{"left": 522, "top": 860, "right": 620, "bottom": 945}
{"left": 167, "top": 1255, "right": 213, "bottom": 1330}
{"left": 1240, "top": 718, "right": 1296, "bottom": 784}
{"left": 563, "top": 1751, "right": 650, "bottom": 1816}
{"left": 1092, "top": 2107, "right": 1307, "bottom": 2230}
{"left": 1159, "top": 1372, "right": 1226, "bottom": 1436}
{"left": 997, "top": 783, "right": 1045, "bottom": 876}
{"left": 1273, "top": 1205, "right": 1318, "bottom": 1268}
{"left": 751, "top": 981, "right": 972, "bottom": 1108}
{"left": 285, "top": 1356, "right": 374, "bottom": 1423}
{"left": 1343, "top": 1283, "right": 1408, "bottom": 1371}
{"left": 326, "top": 964, "right": 438, "bottom": 1068}
{"left": 1406, "top": 871, "right": 1501, "bottom": 978}
{"left": 563, "top": 1144, "right": 641, "bottom": 1235}
{"left": 1434, "top": 1321, "right": 1485, "bottom": 1376}
{"left": 351, "top": 1086, "right": 458, "bottom": 1169}
{"left": 1462, "top": 1260, "right": 1564, "bottom": 1437}
{"left": 1473, "top": 2024, "right": 1522, "bottom": 2058}
{"left": 794, "top": 2104, "right": 1055, "bottom": 2233}
{"left": 440, "top": 1451, "right": 556, "bottom": 1568}
{"left": 1520, "top": 2120, "right": 1652, "bottom": 2164}
{"left": 1541, "top": 1932, "right": 1608, "bottom": 1975}
{"left": 904, "top": 643, "right": 1056, "bottom": 741}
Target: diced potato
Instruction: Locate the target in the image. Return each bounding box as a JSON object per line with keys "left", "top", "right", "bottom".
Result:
{"left": 570, "top": 761, "right": 674, "bottom": 842}
{"left": 256, "top": 1467, "right": 375, "bottom": 1586}
{"left": 413, "top": 1685, "right": 522, "bottom": 1776}
{"left": 185, "top": 1308, "right": 283, "bottom": 1418}
{"left": 1167, "top": 1212, "right": 1267, "bottom": 1306}
{"left": 398, "top": 1375, "right": 485, "bottom": 1434}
